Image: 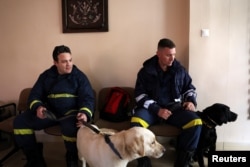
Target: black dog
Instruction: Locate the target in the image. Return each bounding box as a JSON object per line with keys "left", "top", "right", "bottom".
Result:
{"left": 193, "top": 103, "right": 238, "bottom": 167}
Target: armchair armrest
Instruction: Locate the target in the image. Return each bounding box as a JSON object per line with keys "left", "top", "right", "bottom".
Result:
{"left": 0, "top": 103, "right": 17, "bottom": 121}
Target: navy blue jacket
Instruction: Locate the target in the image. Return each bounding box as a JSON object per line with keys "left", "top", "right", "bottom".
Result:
{"left": 28, "top": 65, "right": 95, "bottom": 121}
{"left": 135, "top": 55, "right": 197, "bottom": 114}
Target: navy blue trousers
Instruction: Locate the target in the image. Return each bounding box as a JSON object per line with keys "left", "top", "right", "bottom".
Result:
{"left": 131, "top": 108, "right": 202, "bottom": 151}
{"left": 13, "top": 110, "right": 78, "bottom": 153}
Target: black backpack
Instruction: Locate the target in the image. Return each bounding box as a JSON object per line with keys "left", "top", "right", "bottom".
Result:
{"left": 100, "top": 87, "right": 132, "bottom": 122}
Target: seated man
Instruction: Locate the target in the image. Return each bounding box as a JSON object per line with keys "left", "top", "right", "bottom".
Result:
{"left": 131, "top": 38, "right": 202, "bottom": 167}
{"left": 13, "top": 45, "right": 95, "bottom": 167}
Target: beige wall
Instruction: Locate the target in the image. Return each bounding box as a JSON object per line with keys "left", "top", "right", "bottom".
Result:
{"left": 190, "top": 0, "right": 250, "bottom": 145}
{"left": 1, "top": 0, "right": 250, "bottom": 146}
{"left": 0, "top": 0, "right": 189, "bottom": 103}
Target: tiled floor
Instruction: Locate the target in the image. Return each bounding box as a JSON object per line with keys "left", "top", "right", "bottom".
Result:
{"left": 0, "top": 132, "right": 205, "bottom": 167}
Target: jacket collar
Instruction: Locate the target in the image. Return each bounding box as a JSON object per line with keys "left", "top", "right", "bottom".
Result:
{"left": 142, "top": 55, "right": 181, "bottom": 76}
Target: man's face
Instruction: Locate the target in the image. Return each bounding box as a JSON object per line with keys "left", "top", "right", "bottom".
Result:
{"left": 54, "top": 52, "right": 73, "bottom": 74}
{"left": 157, "top": 47, "right": 176, "bottom": 67}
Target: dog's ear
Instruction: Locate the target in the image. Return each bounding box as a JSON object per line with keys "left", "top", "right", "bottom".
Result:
{"left": 125, "top": 135, "right": 144, "bottom": 157}
{"left": 203, "top": 103, "right": 227, "bottom": 125}
{"left": 203, "top": 103, "right": 238, "bottom": 125}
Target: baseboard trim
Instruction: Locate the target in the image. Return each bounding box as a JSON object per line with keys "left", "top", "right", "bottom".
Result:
{"left": 216, "top": 142, "right": 250, "bottom": 150}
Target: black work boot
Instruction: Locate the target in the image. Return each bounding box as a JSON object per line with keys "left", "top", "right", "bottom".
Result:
{"left": 174, "top": 150, "right": 194, "bottom": 167}
{"left": 66, "top": 151, "right": 78, "bottom": 167}
{"left": 137, "top": 156, "right": 152, "bottom": 167}
{"left": 23, "top": 143, "right": 47, "bottom": 167}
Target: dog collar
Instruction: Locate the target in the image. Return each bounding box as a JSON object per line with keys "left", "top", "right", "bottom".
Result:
{"left": 202, "top": 120, "right": 214, "bottom": 129}
{"left": 207, "top": 115, "right": 218, "bottom": 126}
{"left": 203, "top": 115, "right": 218, "bottom": 128}
{"left": 104, "top": 134, "right": 123, "bottom": 159}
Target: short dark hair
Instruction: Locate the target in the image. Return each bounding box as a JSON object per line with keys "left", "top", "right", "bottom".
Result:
{"left": 52, "top": 45, "right": 71, "bottom": 61}
{"left": 157, "top": 38, "right": 176, "bottom": 49}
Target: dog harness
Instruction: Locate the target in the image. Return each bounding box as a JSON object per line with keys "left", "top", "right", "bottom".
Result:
{"left": 79, "top": 121, "right": 123, "bottom": 159}
{"left": 104, "top": 135, "right": 123, "bottom": 159}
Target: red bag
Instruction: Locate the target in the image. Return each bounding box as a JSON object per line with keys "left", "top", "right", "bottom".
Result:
{"left": 100, "top": 87, "right": 131, "bottom": 122}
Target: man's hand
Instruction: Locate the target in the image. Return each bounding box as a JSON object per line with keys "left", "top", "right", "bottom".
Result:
{"left": 76, "top": 113, "right": 88, "bottom": 127}
{"left": 158, "top": 108, "right": 172, "bottom": 120}
{"left": 183, "top": 102, "right": 196, "bottom": 111}
{"left": 36, "top": 106, "right": 47, "bottom": 119}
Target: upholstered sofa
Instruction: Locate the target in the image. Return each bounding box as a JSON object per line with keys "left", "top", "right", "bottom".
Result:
{"left": 6, "top": 87, "right": 181, "bottom": 138}
{"left": 94, "top": 87, "right": 181, "bottom": 137}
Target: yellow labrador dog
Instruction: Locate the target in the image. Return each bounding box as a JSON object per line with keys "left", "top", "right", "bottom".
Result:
{"left": 77, "top": 125, "right": 165, "bottom": 167}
